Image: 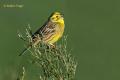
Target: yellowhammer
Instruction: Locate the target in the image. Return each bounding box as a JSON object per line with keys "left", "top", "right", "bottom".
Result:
{"left": 19, "top": 12, "right": 65, "bottom": 56}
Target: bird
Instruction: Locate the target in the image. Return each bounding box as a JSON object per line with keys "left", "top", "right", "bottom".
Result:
{"left": 19, "top": 12, "right": 65, "bottom": 56}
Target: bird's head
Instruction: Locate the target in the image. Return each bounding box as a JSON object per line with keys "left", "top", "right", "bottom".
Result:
{"left": 49, "top": 12, "right": 64, "bottom": 24}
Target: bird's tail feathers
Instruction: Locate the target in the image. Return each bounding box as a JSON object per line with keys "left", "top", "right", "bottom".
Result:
{"left": 19, "top": 46, "right": 31, "bottom": 56}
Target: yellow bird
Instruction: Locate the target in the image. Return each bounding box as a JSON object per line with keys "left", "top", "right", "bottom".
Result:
{"left": 19, "top": 12, "right": 65, "bottom": 56}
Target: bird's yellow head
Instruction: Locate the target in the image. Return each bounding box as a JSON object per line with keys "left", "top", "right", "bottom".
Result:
{"left": 50, "top": 12, "right": 64, "bottom": 24}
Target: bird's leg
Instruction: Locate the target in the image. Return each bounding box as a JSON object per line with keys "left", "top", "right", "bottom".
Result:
{"left": 50, "top": 44, "right": 56, "bottom": 49}
{"left": 45, "top": 44, "right": 55, "bottom": 51}
{"left": 48, "top": 43, "right": 58, "bottom": 49}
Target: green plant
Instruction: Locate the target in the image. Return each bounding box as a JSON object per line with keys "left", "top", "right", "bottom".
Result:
{"left": 17, "top": 25, "right": 77, "bottom": 80}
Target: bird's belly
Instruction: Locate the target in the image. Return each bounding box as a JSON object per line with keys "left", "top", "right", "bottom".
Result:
{"left": 45, "top": 31, "right": 62, "bottom": 45}
{"left": 44, "top": 24, "right": 64, "bottom": 45}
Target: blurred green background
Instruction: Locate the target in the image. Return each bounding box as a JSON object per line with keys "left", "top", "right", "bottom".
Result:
{"left": 0, "top": 0, "right": 120, "bottom": 80}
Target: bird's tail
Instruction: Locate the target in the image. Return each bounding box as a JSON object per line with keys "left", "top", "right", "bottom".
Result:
{"left": 19, "top": 46, "right": 31, "bottom": 56}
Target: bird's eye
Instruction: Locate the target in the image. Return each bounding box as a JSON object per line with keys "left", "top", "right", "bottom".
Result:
{"left": 56, "top": 16, "right": 59, "bottom": 18}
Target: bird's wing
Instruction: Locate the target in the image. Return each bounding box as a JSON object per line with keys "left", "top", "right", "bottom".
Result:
{"left": 32, "top": 20, "right": 48, "bottom": 36}
{"left": 41, "top": 21, "right": 56, "bottom": 40}
{"left": 33, "top": 21, "right": 56, "bottom": 40}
